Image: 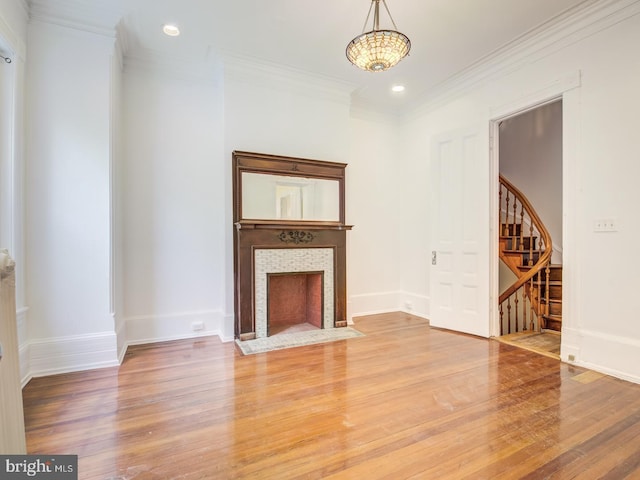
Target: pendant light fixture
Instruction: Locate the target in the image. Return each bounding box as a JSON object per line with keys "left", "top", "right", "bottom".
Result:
{"left": 346, "top": 0, "right": 411, "bottom": 72}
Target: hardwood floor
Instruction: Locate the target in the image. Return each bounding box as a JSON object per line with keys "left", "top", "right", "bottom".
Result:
{"left": 497, "top": 331, "right": 561, "bottom": 359}
{"left": 22, "top": 313, "right": 640, "bottom": 479}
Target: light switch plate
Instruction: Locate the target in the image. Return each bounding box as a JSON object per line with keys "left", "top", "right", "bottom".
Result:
{"left": 594, "top": 219, "right": 617, "bottom": 232}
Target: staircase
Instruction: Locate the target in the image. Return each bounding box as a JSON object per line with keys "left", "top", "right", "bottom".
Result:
{"left": 499, "top": 175, "right": 562, "bottom": 334}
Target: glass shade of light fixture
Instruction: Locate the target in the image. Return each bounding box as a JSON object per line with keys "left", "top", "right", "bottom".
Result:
{"left": 346, "top": 0, "right": 410, "bottom": 72}
{"left": 163, "top": 24, "right": 180, "bottom": 36}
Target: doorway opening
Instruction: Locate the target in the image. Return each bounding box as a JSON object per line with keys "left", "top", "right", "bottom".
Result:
{"left": 494, "top": 99, "right": 563, "bottom": 356}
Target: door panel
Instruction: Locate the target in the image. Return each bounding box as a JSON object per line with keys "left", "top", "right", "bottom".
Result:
{"left": 430, "top": 127, "right": 490, "bottom": 337}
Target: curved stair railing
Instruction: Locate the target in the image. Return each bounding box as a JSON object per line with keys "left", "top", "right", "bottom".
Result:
{"left": 499, "top": 175, "right": 553, "bottom": 334}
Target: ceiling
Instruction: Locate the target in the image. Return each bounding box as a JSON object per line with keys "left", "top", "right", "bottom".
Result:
{"left": 43, "top": 0, "right": 591, "bottom": 114}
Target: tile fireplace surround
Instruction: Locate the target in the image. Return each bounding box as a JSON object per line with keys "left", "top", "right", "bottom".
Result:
{"left": 233, "top": 225, "right": 350, "bottom": 340}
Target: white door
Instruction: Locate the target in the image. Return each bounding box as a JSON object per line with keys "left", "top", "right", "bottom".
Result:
{"left": 430, "top": 127, "right": 490, "bottom": 337}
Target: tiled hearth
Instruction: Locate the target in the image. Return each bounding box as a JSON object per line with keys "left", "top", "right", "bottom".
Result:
{"left": 254, "top": 248, "right": 334, "bottom": 338}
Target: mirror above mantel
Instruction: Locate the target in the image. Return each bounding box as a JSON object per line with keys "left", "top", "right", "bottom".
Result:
{"left": 241, "top": 172, "right": 340, "bottom": 222}
{"left": 233, "top": 151, "right": 350, "bottom": 228}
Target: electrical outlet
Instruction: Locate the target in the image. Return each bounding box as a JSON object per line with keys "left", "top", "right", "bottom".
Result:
{"left": 594, "top": 219, "right": 617, "bottom": 232}
{"left": 191, "top": 320, "right": 205, "bottom": 331}
{"left": 405, "top": 301, "right": 413, "bottom": 311}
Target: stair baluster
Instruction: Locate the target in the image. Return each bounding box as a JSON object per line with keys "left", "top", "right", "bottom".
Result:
{"left": 504, "top": 189, "right": 511, "bottom": 237}
{"left": 499, "top": 188, "right": 504, "bottom": 235}
{"left": 519, "top": 203, "right": 525, "bottom": 251}
{"left": 522, "top": 288, "right": 528, "bottom": 331}
{"left": 513, "top": 292, "right": 520, "bottom": 332}
{"left": 545, "top": 264, "right": 551, "bottom": 318}
{"left": 529, "top": 276, "right": 535, "bottom": 331}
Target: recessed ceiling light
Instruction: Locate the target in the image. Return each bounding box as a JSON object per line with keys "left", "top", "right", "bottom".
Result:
{"left": 391, "top": 85, "right": 405, "bottom": 93}
{"left": 163, "top": 24, "right": 180, "bottom": 37}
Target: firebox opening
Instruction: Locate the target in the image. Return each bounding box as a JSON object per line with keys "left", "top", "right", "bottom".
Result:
{"left": 267, "top": 272, "right": 323, "bottom": 336}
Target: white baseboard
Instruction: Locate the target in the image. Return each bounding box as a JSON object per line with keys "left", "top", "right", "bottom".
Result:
{"left": 219, "top": 314, "right": 235, "bottom": 343}
{"left": 19, "top": 343, "right": 31, "bottom": 388}
{"left": 125, "top": 309, "right": 226, "bottom": 346}
{"left": 16, "top": 308, "right": 30, "bottom": 386}
{"left": 398, "top": 291, "right": 430, "bottom": 320}
{"left": 19, "top": 310, "right": 231, "bottom": 385}
{"left": 26, "top": 331, "right": 119, "bottom": 381}
{"left": 562, "top": 327, "right": 640, "bottom": 384}
{"left": 116, "top": 317, "right": 127, "bottom": 364}
{"left": 348, "top": 290, "right": 430, "bottom": 321}
{"left": 348, "top": 291, "right": 402, "bottom": 320}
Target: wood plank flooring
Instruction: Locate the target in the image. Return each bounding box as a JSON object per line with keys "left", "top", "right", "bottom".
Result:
{"left": 497, "top": 331, "right": 561, "bottom": 359}
{"left": 22, "top": 313, "right": 640, "bottom": 479}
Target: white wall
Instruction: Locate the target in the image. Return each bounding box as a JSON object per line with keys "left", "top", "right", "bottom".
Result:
{"left": 402, "top": 2, "right": 640, "bottom": 382}
{"left": 347, "top": 114, "right": 406, "bottom": 317}
{"left": 111, "top": 40, "right": 125, "bottom": 358}
{"left": 397, "top": 119, "right": 431, "bottom": 318}
{"left": 25, "top": 21, "right": 118, "bottom": 375}
{"left": 121, "top": 61, "right": 226, "bottom": 344}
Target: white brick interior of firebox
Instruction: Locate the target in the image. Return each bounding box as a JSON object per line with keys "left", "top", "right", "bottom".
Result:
{"left": 254, "top": 248, "right": 334, "bottom": 338}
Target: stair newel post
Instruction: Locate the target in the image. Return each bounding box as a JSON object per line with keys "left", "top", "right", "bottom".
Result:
{"left": 505, "top": 190, "right": 511, "bottom": 236}
{"left": 513, "top": 290, "right": 520, "bottom": 332}
{"left": 531, "top": 275, "right": 538, "bottom": 331}
{"left": 537, "top": 269, "right": 545, "bottom": 331}
{"left": 499, "top": 187, "right": 504, "bottom": 235}
{"left": 545, "top": 263, "right": 551, "bottom": 319}
{"left": 512, "top": 197, "right": 518, "bottom": 243}
{"left": 522, "top": 286, "right": 528, "bottom": 331}
{"left": 528, "top": 221, "right": 534, "bottom": 266}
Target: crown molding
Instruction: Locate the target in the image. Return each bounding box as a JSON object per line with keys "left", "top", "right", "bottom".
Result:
{"left": 28, "top": 0, "right": 125, "bottom": 38}
{"left": 223, "top": 52, "right": 356, "bottom": 107}
{"left": 112, "top": 22, "right": 127, "bottom": 71}
{"left": 123, "top": 48, "right": 223, "bottom": 85}
{"left": 0, "top": 0, "right": 28, "bottom": 59}
{"left": 16, "top": 0, "right": 29, "bottom": 21}
{"left": 349, "top": 103, "right": 402, "bottom": 124}
{"left": 404, "top": 0, "right": 640, "bottom": 120}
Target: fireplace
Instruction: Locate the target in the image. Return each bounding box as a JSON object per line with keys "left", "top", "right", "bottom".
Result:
{"left": 268, "top": 272, "right": 323, "bottom": 335}
{"left": 232, "top": 151, "right": 352, "bottom": 340}
{"left": 254, "top": 248, "right": 334, "bottom": 338}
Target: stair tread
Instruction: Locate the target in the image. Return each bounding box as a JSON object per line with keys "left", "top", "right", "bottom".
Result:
{"left": 541, "top": 298, "right": 562, "bottom": 304}
{"left": 502, "top": 249, "right": 544, "bottom": 254}
{"left": 543, "top": 314, "right": 562, "bottom": 320}
{"left": 518, "top": 263, "right": 562, "bottom": 270}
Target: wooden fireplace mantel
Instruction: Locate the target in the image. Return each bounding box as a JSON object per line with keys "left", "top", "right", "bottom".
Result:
{"left": 232, "top": 151, "right": 352, "bottom": 340}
